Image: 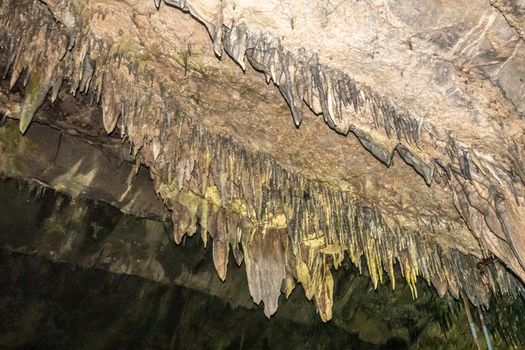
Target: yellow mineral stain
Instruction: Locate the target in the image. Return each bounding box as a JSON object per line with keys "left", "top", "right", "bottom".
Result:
{"left": 204, "top": 185, "right": 222, "bottom": 206}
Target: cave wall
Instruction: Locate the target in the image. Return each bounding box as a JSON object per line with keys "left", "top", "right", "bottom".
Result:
{"left": 1, "top": 0, "right": 525, "bottom": 333}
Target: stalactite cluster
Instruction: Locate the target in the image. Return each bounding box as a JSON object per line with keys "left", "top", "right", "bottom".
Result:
{"left": 152, "top": 0, "right": 525, "bottom": 287}
{"left": 1, "top": 0, "right": 525, "bottom": 324}
{"left": 148, "top": 124, "right": 525, "bottom": 319}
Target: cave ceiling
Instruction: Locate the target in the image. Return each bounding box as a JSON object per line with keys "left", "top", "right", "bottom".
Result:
{"left": 1, "top": 0, "right": 525, "bottom": 324}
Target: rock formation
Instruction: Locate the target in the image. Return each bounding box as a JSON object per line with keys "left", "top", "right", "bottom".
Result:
{"left": 1, "top": 0, "right": 525, "bottom": 343}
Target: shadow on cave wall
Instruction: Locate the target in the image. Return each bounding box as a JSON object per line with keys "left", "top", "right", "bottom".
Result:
{"left": 0, "top": 250, "right": 394, "bottom": 350}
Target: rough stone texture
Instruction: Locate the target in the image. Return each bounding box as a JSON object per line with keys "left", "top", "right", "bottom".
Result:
{"left": 0, "top": 119, "right": 167, "bottom": 219}
{"left": 1, "top": 0, "right": 525, "bottom": 330}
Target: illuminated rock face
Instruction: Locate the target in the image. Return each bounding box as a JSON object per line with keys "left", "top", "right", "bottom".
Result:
{"left": 1, "top": 0, "right": 525, "bottom": 325}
